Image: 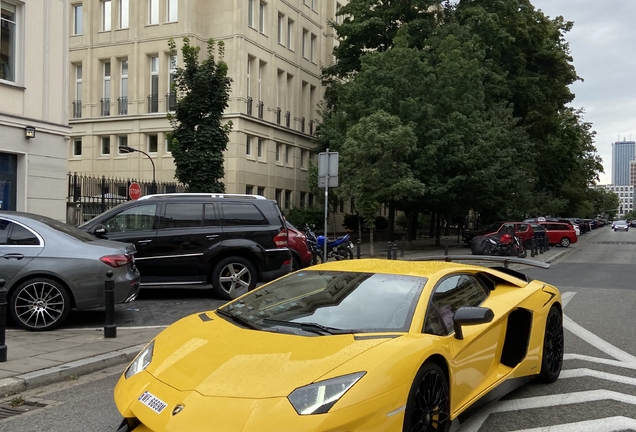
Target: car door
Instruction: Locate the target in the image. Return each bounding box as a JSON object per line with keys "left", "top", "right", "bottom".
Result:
{"left": 0, "top": 218, "right": 43, "bottom": 286}
{"left": 423, "top": 273, "right": 510, "bottom": 412}
{"left": 144, "top": 202, "right": 224, "bottom": 285}
{"left": 96, "top": 202, "right": 159, "bottom": 279}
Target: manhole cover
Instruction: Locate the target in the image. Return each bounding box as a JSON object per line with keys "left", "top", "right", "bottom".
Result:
{"left": 0, "top": 401, "right": 46, "bottom": 420}
{"left": 592, "top": 241, "right": 636, "bottom": 245}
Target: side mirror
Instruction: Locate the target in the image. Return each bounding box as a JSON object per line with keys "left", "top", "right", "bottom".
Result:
{"left": 93, "top": 224, "right": 108, "bottom": 237}
{"left": 453, "top": 306, "right": 494, "bottom": 340}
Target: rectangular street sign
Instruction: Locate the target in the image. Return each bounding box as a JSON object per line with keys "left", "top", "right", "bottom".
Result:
{"left": 318, "top": 151, "right": 339, "bottom": 187}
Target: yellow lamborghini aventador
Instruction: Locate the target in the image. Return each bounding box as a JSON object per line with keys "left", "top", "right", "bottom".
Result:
{"left": 114, "top": 256, "right": 563, "bottom": 432}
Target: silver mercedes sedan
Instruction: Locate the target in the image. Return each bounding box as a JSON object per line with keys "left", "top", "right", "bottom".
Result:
{"left": 0, "top": 211, "right": 140, "bottom": 331}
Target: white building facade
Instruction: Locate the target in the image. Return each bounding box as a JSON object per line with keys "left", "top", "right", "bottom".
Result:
{"left": 1, "top": 0, "right": 71, "bottom": 220}
{"left": 601, "top": 184, "right": 633, "bottom": 217}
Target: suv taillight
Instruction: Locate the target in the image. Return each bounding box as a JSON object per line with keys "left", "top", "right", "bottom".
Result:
{"left": 274, "top": 229, "right": 288, "bottom": 248}
{"left": 101, "top": 254, "right": 133, "bottom": 268}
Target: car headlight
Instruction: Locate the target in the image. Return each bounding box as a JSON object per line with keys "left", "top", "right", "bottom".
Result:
{"left": 288, "top": 372, "right": 366, "bottom": 415}
{"left": 124, "top": 341, "right": 155, "bottom": 379}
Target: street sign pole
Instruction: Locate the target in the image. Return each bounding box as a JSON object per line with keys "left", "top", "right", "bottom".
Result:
{"left": 318, "top": 149, "right": 339, "bottom": 262}
{"left": 323, "top": 150, "right": 329, "bottom": 263}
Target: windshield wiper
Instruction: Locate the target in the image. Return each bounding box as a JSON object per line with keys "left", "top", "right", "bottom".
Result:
{"left": 216, "top": 308, "right": 262, "bottom": 330}
{"left": 262, "top": 319, "right": 356, "bottom": 335}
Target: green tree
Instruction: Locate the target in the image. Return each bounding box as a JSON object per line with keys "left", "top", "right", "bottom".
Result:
{"left": 167, "top": 37, "right": 232, "bottom": 192}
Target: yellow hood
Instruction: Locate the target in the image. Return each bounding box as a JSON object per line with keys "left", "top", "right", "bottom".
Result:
{"left": 146, "top": 312, "right": 391, "bottom": 398}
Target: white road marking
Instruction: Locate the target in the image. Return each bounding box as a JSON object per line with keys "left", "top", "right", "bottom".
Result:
{"left": 560, "top": 291, "right": 576, "bottom": 308}
{"left": 510, "top": 416, "right": 636, "bottom": 432}
{"left": 563, "top": 314, "right": 636, "bottom": 365}
{"left": 564, "top": 353, "right": 636, "bottom": 371}
{"left": 559, "top": 368, "right": 636, "bottom": 386}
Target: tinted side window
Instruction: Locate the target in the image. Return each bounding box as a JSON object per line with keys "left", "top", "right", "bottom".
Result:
{"left": 105, "top": 204, "right": 157, "bottom": 232}
{"left": 221, "top": 203, "right": 267, "bottom": 226}
{"left": 557, "top": 224, "right": 570, "bottom": 230}
{"left": 161, "top": 203, "right": 204, "bottom": 229}
{"left": 518, "top": 223, "right": 529, "bottom": 232}
{"left": 424, "top": 274, "right": 489, "bottom": 336}
{"left": 0, "top": 219, "right": 9, "bottom": 245}
{"left": 9, "top": 224, "right": 40, "bottom": 245}
{"left": 203, "top": 204, "right": 220, "bottom": 226}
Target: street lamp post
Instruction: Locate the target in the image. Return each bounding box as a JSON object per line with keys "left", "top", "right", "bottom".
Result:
{"left": 119, "top": 145, "right": 157, "bottom": 194}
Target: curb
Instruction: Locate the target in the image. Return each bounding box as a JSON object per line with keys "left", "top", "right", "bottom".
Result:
{"left": 0, "top": 344, "right": 145, "bottom": 398}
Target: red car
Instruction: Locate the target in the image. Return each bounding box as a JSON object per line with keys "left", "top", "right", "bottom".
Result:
{"left": 465, "top": 222, "right": 535, "bottom": 249}
{"left": 285, "top": 221, "right": 313, "bottom": 271}
{"left": 538, "top": 221, "right": 578, "bottom": 247}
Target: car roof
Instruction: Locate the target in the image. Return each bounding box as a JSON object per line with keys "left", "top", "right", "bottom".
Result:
{"left": 138, "top": 193, "right": 269, "bottom": 201}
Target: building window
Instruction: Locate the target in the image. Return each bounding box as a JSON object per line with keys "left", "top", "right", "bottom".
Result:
{"left": 275, "top": 188, "right": 282, "bottom": 205}
{"left": 73, "top": 4, "right": 83, "bottom": 35}
{"left": 276, "top": 143, "right": 281, "bottom": 162}
{"left": 248, "top": 0, "right": 254, "bottom": 27}
{"left": 310, "top": 34, "right": 316, "bottom": 62}
{"left": 149, "top": 0, "right": 159, "bottom": 24}
{"left": 117, "top": 135, "right": 128, "bottom": 153}
{"left": 0, "top": 1, "right": 17, "bottom": 82}
{"left": 119, "top": 59, "right": 128, "bottom": 114}
{"left": 302, "top": 29, "right": 308, "bottom": 58}
{"left": 246, "top": 136, "right": 252, "bottom": 156}
{"left": 285, "top": 190, "right": 291, "bottom": 209}
{"left": 336, "top": 2, "right": 342, "bottom": 24}
{"left": 277, "top": 13, "right": 284, "bottom": 44}
{"left": 101, "top": 0, "right": 111, "bottom": 31}
{"left": 257, "top": 138, "right": 263, "bottom": 159}
{"left": 287, "top": 19, "right": 293, "bottom": 50}
{"left": 308, "top": 193, "right": 314, "bottom": 206}
{"left": 300, "top": 149, "right": 306, "bottom": 167}
{"left": 148, "top": 134, "right": 158, "bottom": 153}
{"left": 300, "top": 192, "right": 306, "bottom": 208}
{"left": 246, "top": 185, "right": 254, "bottom": 195}
{"left": 149, "top": 55, "right": 159, "bottom": 112}
{"left": 168, "top": 54, "right": 177, "bottom": 111}
{"left": 75, "top": 64, "right": 82, "bottom": 100}
{"left": 311, "top": 0, "right": 316, "bottom": 11}
{"left": 257, "top": 186, "right": 265, "bottom": 196}
{"left": 101, "top": 136, "right": 111, "bottom": 155}
{"left": 258, "top": 1, "right": 266, "bottom": 33}
{"left": 119, "top": 0, "right": 129, "bottom": 28}
{"left": 102, "top": 61, "right": 111, "bottom": 116}
{"left": 285, "top": 145, "right": 291, "bottom": 164}
{"left": 73, "top": 138, "right": 82, "bottom": 157}
{"left": 167, "top": 0, "right": 178, "bottom": 22}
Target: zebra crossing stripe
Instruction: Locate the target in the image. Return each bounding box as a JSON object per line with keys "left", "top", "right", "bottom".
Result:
{"left": 510, "top": 416, "right": 636, "bottom": 432}
{"left": 563, "top": 314, "right": 636, "bottom": 365}
{"left": 557, "top": 368, "right": 636, "bottom": 386}
{"left": 564, "top": 353, "right": 636, "bottom": 371}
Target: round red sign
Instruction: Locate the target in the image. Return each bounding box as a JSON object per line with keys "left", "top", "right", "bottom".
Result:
{"left": 129, "top": 182, "right": 142, "bottom": 200}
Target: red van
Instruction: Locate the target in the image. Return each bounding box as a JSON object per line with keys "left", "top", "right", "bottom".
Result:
{"left": 539, "top": 222, "right": 577, "bottom": 247}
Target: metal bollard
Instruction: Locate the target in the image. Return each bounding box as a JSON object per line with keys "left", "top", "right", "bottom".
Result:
{"left": 104, "top": 271, "right": 117, "bottom": 338}
{"left": 0, "top": 279, "right": 7, "bottom": 362}
{"left": 356, "top": 239, "right": 361, "bottom": 259}
{"left": 387, "top": 241, "right": 392, "bottom": 260}
{"left": 444, "top": 238, "right": 449, "bottom": 256}
{"left": 401, "top": 236, "right": 405, "bottom": 258}
{"left": 531, "top": 239, "right": 535, "bottom": 257}
{"left": 392, "top": 243, "right": 398, "bottom": 260}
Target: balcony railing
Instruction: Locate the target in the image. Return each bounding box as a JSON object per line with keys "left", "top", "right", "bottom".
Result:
{"left": 257, "top": 101, "right": 264, "bottom": 119}
{"left": 117, "top": 97, "right": 128, "bottom": 115}
{"left": 72, "top": 100, "right": 82, "bottom": 119}
{"left": 166, "top": 92, "right": 177, "bottom": 112}
{"left": 285, "top": 111, "right": 291, "bottom": 128}
{"left": 247, "top": 97, "right": 253, "bottom": 116}
{"left": 300, "top": 116, "right": 305, "bottom": 133}
{"left": 100, "top": 98, "right": 111, "bottom": 116}
{"left": 148, "top": 94, "right": 159, "bottom": 113}
{"left": 276, "top": 107, "right": 281, "bottom": 125}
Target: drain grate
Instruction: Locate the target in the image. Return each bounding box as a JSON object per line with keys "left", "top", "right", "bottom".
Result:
{"left": 0, "top": 401, "right": 46, "bottom": 420}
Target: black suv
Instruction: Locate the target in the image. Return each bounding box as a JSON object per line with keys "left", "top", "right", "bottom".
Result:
{"left": 79, "top": 193, "right": 292, "bottom": 299}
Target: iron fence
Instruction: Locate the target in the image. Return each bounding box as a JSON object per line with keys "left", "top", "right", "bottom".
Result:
{"left": 66, "top": 173, "right": 186, "bottom": 226}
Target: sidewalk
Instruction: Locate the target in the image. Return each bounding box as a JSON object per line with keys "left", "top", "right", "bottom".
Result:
{"left": 0, "top": 236, "right": 572, "bottom": 398}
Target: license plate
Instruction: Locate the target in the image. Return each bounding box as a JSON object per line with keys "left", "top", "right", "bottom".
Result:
{"left": 138, "top": 391, "right": 168, "bottom": 414}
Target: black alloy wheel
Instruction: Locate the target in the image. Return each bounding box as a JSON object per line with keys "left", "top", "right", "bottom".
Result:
{"left": 403, "top": 362, "right": 451, "bottom": 432}
{"left": 10, "top": 278, "right": 71, "bottom": 331}
{"left": 538, "top": 306, "right": 564, "bottom": 383}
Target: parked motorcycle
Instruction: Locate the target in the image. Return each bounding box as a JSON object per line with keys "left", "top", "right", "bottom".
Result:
{"left": 303, "top": 224, "right": 355, "bottom": 263}
{"left": 470, "top": 226, "right": 527, "bottom": 258}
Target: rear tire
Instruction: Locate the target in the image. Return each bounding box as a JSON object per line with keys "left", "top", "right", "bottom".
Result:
{"left": 10, "top": 278, "right": 71, "bottom": 331}
{"left": 211, "top": 256, "right": 257, "bottom": 300}
{"left": 403, "top": 362, "right": 450, "bottom": 432}
{"left": 538, "top": 306, "right": 564, "bottom": 383}
{"left": 560, "top": 237, "right": 571, "bottom": 247}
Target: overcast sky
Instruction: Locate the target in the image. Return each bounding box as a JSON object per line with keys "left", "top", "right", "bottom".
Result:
{"left": 530, "top": 0, "right": 636, "bottom": 184}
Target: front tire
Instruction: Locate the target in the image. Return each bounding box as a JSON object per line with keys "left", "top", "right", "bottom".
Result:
{"left": 211, "top": 256, "right": 257, "bottom": 300}
{"left": 560, "top": 237, "right": 571, "bottom": 247}
{"left": 10, "top": 278, "right": 71, "bottom": 331}
{"left": 403, "top": 362, "right": 450, "bottom": 432}
{"left": 538, "top": 306, "right": 564, "bottom": 383}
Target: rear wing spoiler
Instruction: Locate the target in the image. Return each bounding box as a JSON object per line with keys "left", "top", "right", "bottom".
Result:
{"left": 411, "top": 255, "right": 550, "bottom": 269}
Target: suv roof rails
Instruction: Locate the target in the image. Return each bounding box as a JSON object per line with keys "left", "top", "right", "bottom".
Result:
{"left": 138, "top": 193, "right": 267, "bottom": 200}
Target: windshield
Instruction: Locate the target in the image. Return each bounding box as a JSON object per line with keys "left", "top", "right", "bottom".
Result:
{"left": 218, "top": 270, "right": 427, "bottom": 334}
{"left": 483, "top": 223, "right": 502, "bottom": 233}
